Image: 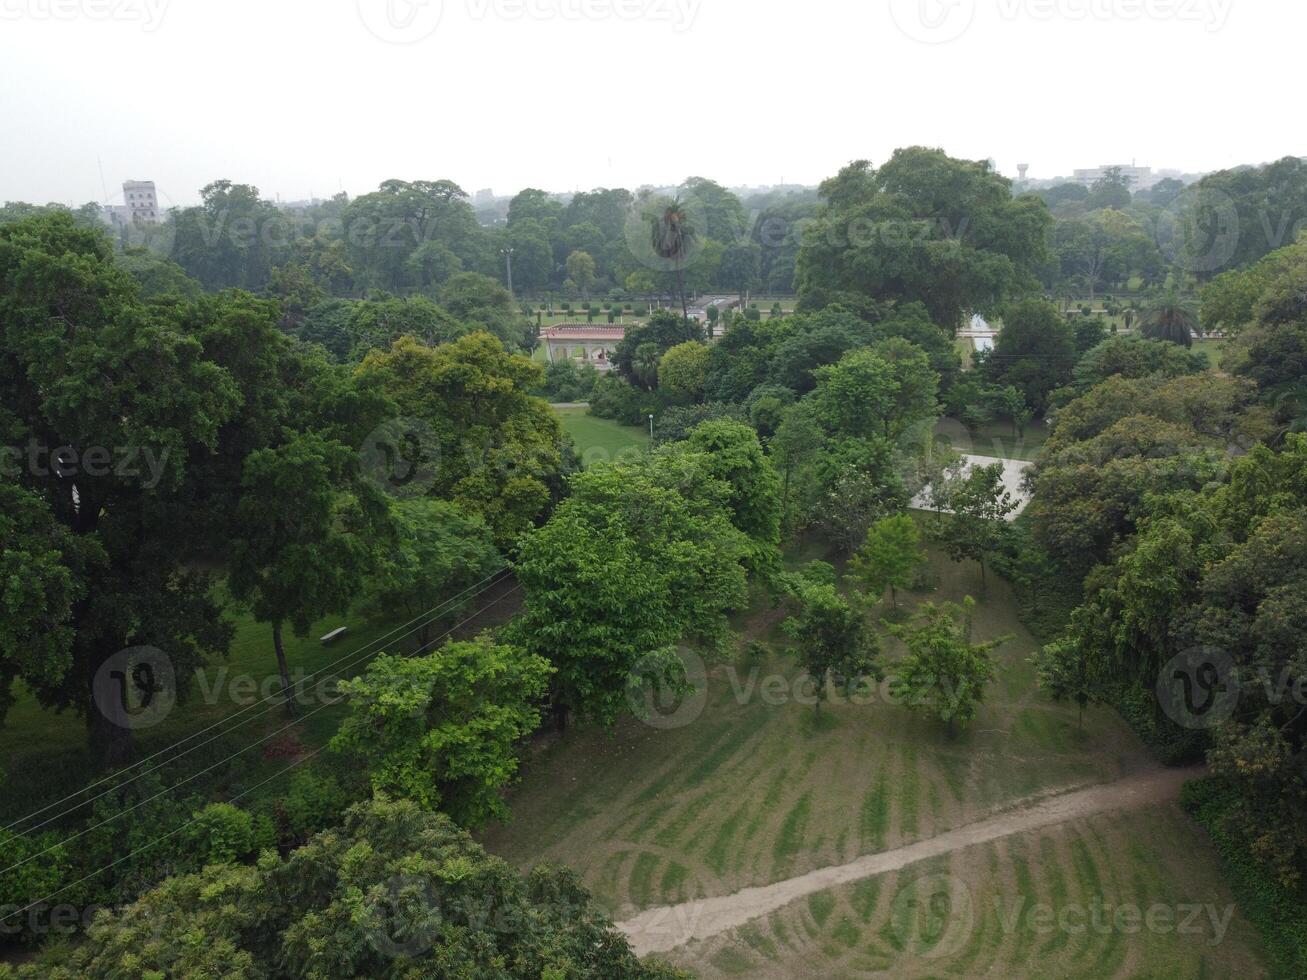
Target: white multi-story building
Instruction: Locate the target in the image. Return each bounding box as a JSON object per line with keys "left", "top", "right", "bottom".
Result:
{"left": 122, "top": 180, "right": 159, "bottom": 223}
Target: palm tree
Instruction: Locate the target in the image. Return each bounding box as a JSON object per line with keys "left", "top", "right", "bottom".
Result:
{"left": 1138, "top": 294, "right": 1199, "bottom": 348}
{"left": 650, "top": 195, "right": 696, "bottom": 323}
{"left": 632, "top": 342, "right": 661, "bottom": 391}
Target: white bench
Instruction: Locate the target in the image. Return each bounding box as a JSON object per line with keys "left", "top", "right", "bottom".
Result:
{"left": 320, "top": 626, "right": 348, "bottom": 645}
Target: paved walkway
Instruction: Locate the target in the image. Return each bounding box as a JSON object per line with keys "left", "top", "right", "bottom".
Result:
{"left": 617, "top": 767, "right": 1201, "bottom": 957}
{"left": 910, "top": 453, "right": 1034, "bottom": 519}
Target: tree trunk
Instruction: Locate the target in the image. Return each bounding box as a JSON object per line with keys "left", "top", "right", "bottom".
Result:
{"left": 273, "top": 623, "right": 298, "bottom": 718}
{"left": 890, "top": 585, "right": 898, "bottom": 609}
{"left": 677, "top": 262, "right": 689, "bottom": 323}
{"left": 88, "top": 690, "right": 135, "bottom": 770}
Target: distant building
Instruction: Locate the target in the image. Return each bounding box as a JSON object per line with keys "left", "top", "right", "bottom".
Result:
{"left": 1072, "top": 165, "right": 1155, "bottom": 189}
{"left": 474, "top": 188, "right": 495, "bottom": 206}
{"left": 541, "top": 325, "right": 624, "bottom": 371}
{"left": 122, "top": 180, "right": 159, "bottom": 223}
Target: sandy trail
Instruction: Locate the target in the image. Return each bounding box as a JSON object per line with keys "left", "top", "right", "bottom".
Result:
{"left": 618, "top": 766, "right": 1202, "bottom": 957}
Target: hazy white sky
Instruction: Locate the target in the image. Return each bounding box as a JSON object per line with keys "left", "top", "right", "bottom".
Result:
{"left": 1, "top": 0, "right": 1301, "bottom": 208}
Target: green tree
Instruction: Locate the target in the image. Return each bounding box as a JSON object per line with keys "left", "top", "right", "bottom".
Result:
{"left": 565, "top": 249, "right": 598, "bottom": 300}
{"left": 849, "top": 513, "right": 924, "bottom": 608}
{"left": 931, "top": 462, "right": 1017, "bottom": 588}
{"left": 781, "top": 576, "right": 880, "bottom": 718}
{"left": 885, "top": 599, "right": 1007, "bottom": 733}
{"left": 228, "top": 432, "right": 390, "bottom": 716}
{"left": 1139, "top": 293, "right": 1199, "bottom": 348}
{"left": 358, "top": 499, "right": 502, "bottom": 649}
{"left": 13, "top": 797, "right": 686, "bottom": 979}
{"left": 980, "top": 298, "right": 1077, "bottom": 413}
{"left": 796, "top": 149, "right": 1051, "bottom": 331}
{"left": 770, "top": 403, "right": 825, "bottom": 535}
{"left": 0, "top": 212, "right": 248, "bottom": 764}
{"left": 658, "top": 340, "right": 711, "bottom": 402}
{"left": 332, "top": 635, "right": 551, "bottom": 828}
{"left": 649, "top": 195, "right": 697, "bottom": 322}
{"left": 357, "top": 333, "right": 565, "bottom": 549}
{"left": 513, "top": 460, "right": 749, "bottom": 729}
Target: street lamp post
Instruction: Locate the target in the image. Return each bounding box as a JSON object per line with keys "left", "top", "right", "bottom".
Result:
{"left": 649, "top": 413, "right": 654, "bottom": 441}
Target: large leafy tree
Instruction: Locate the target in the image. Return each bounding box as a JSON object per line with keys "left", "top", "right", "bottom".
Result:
{"left": 11, "top": 797, "right": 686, "bottom": 979}
{"left": 357, "top": 332, "right": 565, "bottom": 550}
{"left": 172, "top": 180, "right": 294, "bottom": 291}
{"left": 0, "top": 212, "right": 246, "bottom": 764}
{"left": 979, "top": 298, "right": 1078, "bottom": 414}
{"left": 332, "top": 636, "right": 551, "bottom": 828}
{"left": 795, "top": 149, "right": 1051, "bottom": 331}
{"left": 513, "top": 458, "right": 749, "bottom": 729}
{"left": 342, "top": 179, "right": 492, "bottom": 293}
{"left": 227, "top": 432, "right": 391, "bottom": 716}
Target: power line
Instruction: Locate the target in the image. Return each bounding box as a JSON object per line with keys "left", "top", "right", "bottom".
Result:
{"left": 2, "top": 569, "right": 513, "bottom": 840}
{"left": 0, "top": 575, "right": 521, "bottom": 879}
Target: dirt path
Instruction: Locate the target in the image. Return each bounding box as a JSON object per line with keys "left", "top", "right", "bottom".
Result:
{"left": 618, "top": 766, "right": 1203, "bottom": 957}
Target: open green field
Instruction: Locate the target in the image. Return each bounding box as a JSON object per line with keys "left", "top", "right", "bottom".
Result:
{"left": 479, "top": 540, "right": 1267, "bottom": 977}
{"left": 553, "top": 406, "right": 649, "bottom": 465}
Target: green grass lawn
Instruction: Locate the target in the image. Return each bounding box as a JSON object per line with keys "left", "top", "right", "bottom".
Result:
{"left": 1193, "top": 337, "right": 1228, "bottom": 367}
{"left": 553, "top": 406, "right": 649, "bottom": 466}
{"left": 478, "top": 539, "right": 1267, "bottom": 977}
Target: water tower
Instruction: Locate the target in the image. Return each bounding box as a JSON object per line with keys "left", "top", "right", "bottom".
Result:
{"left": 1017, "top": 164, "right": 1030, "bottom": 184}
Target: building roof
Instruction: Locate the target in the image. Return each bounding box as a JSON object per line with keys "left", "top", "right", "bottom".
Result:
{"left": 542, "top": 324, "right": 626, "bottom": 341}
